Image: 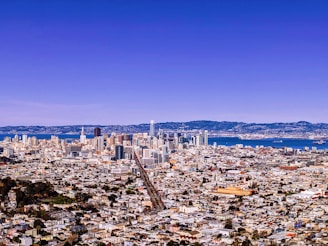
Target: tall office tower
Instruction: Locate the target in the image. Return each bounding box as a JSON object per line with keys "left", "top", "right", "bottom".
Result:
{"left": 80, "top": 127, "right": 86, "bottom": 144}
{"left": 122, "top": 134, "right": 132, "bottom": 146}
{"left": 108, "top": 135, "right": 115, "bottom": 146}
{"left": 196, "top": 135, "right": 201, "bottom": 146}
{"left": 94, "top": 127, "right": 101, "bottom": 137}
{"left": 22, "top": 134, "right": 28, "bottom": 145}
{"left": 115, "top": 145, "right": 124, "bottom": 160}
{"left": 123, "top": 134, "right": 131, "bottom": 142}
{"left": 162, "top": 145, "right": 169, "bottom": 163}
{"left": 149, "top": 120, "right": 155, "bottom": 137}
{"left": 199, "top": 131, "right": 204, "bottom": 145}
{"left": 51, "top": 135, "right": 59, "bottom": 145}
{"left": 31, "top": 136, "right": 38, "bottom": 146}
{"left": 117, "top": 135, "right": 123, "bottom": 145}
{"left": 97, "top": 136, "right": 104, "bottom": 152}
{"left": 158, "top": 138, "right": 164, "bottom": 147}
{"left": 143, "top": 148, "right": 151, "bottom": 158}
{"left": 158, "top": 128, "right": 164, "bottom": 139}
{"left": 174, "top": 132, "right": 179, "bottom": 146}
{"left": 204, "top": 130, "right": 208, "bottom": 146}
{"left": 152, "top": 137, "right": 158, "bottom": 149}
{"left": 133, "top": 137, "right": 140, "bottom": 147}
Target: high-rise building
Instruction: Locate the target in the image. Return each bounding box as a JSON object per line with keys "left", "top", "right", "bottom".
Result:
{"left": 80, "top": 127, "right": 86, "bottom": 144}
{"left": 143, "top": 148, "right": 152, "bottom": 158}
{"left": 173, "top": 132, "right": 179, "bottom": 146}
{"left": 204, "top": 130, "right": 208, "bottom": 146}
{"left": 97, "top": 136, "right": 104, "bottom": 152}
{"left": 123, "top": 134, "right": 131, "bottom": 142}
{"left": 94, "top": 127, "right": 101, "bottom": 137}
{"left": 199, "top": 131, "right": 204, "bottom": 146}
{"left": 149, "top": 120, "right": 155, "bottom": 137}
{"left": 22, "top": 134, "right": 28, "bottom": 145}
{"left": 108, "top": 135, "right": 115, "bottom": 146}
{"left": 115, "top": 145, "right": 124, "bottom": 160}
{"left": 196, "top": 135, "right": 201, "bottom": 146}
{"left": 116, "top": 135, "right": 123, "bottom": 144}
{"left": 158, "top": 128, "right": 164, "bottom": 139}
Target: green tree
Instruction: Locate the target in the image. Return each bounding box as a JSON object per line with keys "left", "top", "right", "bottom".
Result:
{"left": 34, "top": 219, "right": 46, "bottom": 229}
{"left": 13, "top": 236, "right": 21, "bottom": 243}
{"left": 167, "top": 240, "right": 179, "bottom": 246}
{"left": 224, "top": 219, "right": 233, "bottom": 229}
{"left": 242, "top": 239, "right": 252, "bottom": 246}
{"left": 108, "top": 194, "right": 117, "bottom": 203}
{"left": 238, "top": 227, "right": 246, "bottom": 233}
{"left": 102, "top": 185, "right": 110, "bottom": 192}
{"left": 232, "top": 238, "right": 241, "bottom": 246}
{"left": 252, "top": 230, "right": 259, "bottom": 240}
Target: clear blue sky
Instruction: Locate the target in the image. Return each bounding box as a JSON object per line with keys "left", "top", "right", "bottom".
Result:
{"left": 1, "top": 0, "right": 327, "bottom": 126}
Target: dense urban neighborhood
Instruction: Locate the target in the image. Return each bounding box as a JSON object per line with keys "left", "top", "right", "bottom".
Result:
{"left": 1, "top": 127, "right": 328, "bottom": 245}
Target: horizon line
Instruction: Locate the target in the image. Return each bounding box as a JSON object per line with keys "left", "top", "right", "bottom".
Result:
{"left": 0, "top": 120, "right": 326, "bottom": 128}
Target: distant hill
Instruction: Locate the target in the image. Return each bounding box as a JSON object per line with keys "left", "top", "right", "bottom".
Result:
{"left": 1, "top": 121, "right": 328, "bottom": 137}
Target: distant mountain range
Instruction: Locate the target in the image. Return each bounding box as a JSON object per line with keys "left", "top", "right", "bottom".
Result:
{"left": 1, "top": 121, "right": 328, "bottom": 138}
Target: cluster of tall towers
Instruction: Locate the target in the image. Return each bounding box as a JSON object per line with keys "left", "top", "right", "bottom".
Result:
{"left": 78, "top": 120, "right": 209, "bottom": 164}
{"left": 148, "top": 120, "right": 209, "bottom": 147}
{"left": 79, "top": 126, "right": 132, "bottom": 159}
{"left": 190, "top": 130, "right": 209, "bottom": 146}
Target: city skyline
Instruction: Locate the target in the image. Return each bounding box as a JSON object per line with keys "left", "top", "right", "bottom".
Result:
{"left": 1, "top": 0, "right": 328, "bottom": 126}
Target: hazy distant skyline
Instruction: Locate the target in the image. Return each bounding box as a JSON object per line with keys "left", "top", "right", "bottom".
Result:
{"left": 1, "top": 1, "right": 328, "bottom": 126}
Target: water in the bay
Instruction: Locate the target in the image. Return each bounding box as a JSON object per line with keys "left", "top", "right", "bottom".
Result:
{"left": 0, "top": 134, "right": 327, "bottom": 150}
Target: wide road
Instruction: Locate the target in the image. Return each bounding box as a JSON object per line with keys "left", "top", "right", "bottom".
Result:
{"left": 133, "top": 151, "right": 165, "bottom": 211}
